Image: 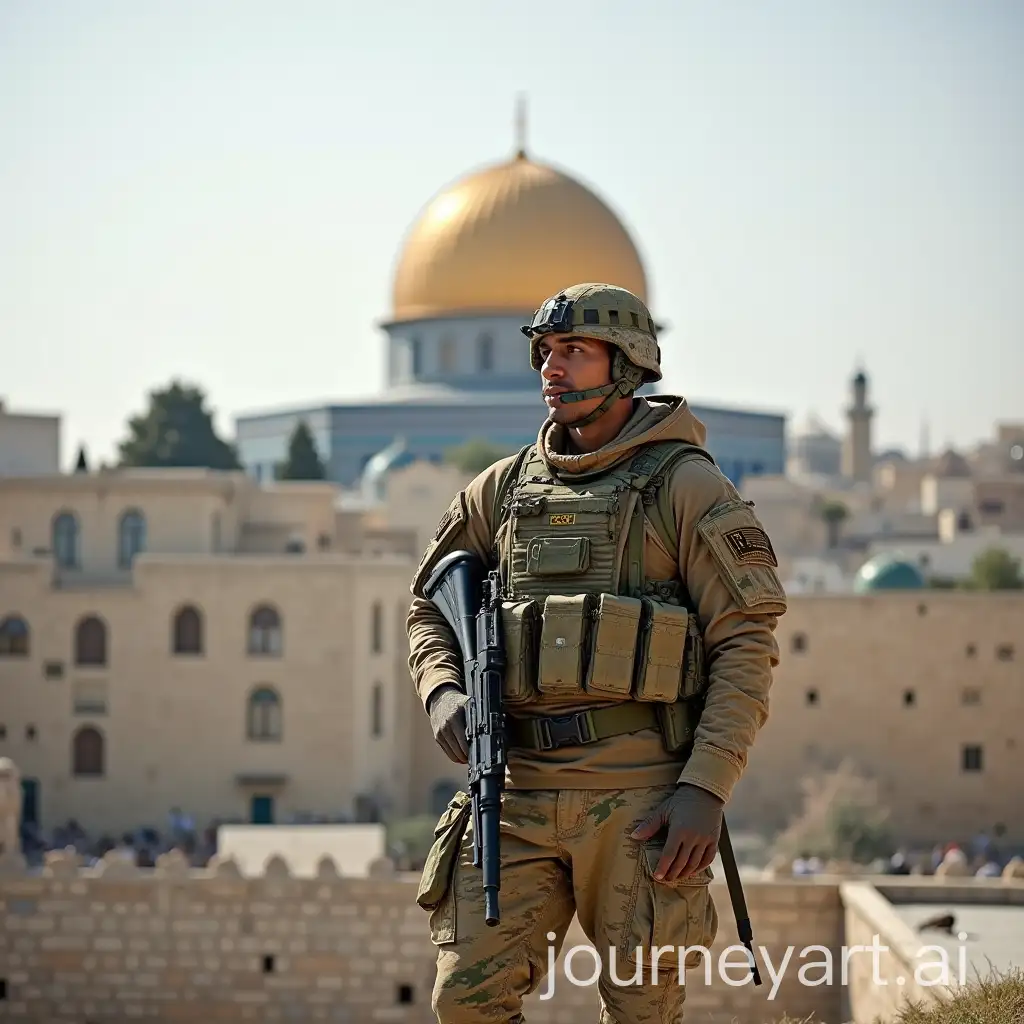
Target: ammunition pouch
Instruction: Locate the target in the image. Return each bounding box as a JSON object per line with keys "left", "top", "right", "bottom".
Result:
{"left": 500, "top": 599, "right": 540, "bottom": 706}
{"left": 499, "top": 590, "right": 709, "bottom": 710}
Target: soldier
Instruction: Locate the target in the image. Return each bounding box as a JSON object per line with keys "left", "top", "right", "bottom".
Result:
{"left": 407, "top": 283, "right": 787, "bottom": 1022}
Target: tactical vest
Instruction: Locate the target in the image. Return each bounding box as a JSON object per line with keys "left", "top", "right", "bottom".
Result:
{"left": 492, "top": 440, "right": 714, "bottom": 734}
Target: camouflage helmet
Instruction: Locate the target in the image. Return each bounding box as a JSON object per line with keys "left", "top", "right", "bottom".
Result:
{"left": 521, "top": 282, "right": 662, "bottom": 383}
{"left": 521, "top": 283, "right": 661, "bottom": 426}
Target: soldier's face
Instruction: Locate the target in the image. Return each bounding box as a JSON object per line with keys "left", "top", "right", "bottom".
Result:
{"left": 537, "top": 335, "right": 612, "bottom": 423}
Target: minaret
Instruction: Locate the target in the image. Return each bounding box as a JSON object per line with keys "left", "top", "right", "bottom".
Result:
{"left": 842, "top": 369, "right": 874, "bottom": 482}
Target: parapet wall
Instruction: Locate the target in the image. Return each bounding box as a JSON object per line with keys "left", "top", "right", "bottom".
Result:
{"left": 1, "top": 850, "right": 1021, "bottom": 1024}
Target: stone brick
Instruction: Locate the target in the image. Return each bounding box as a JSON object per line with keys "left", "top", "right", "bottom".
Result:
{"left": 291, "top": 954, "right": 348, "bottom": 976}
{"left": 171, "top": 918, "right": 220, "bottom": 935}
{"left": 23, "top": 916, "right": 55, "bottom": 933}
{"left": 39, "top": 951, "right": 86, "bottom": 971}
{"left": 234, "top": 991, "right": 270, "bottom": 1004}
{"left": 39, "top": 934, "right": 89, "bottom": 952}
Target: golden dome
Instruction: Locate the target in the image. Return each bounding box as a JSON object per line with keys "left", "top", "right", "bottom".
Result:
{"left": 390, "top": 154, "right": 648, "bottom": 322}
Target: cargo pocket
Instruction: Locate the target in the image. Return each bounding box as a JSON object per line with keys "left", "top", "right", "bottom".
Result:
{"left": 501, "top": 600, "right": 540, "bottom": 705}
{"left": 633, "top": 600, "right": 689, "bottom": 702}
{"left": 621, "top": 842, "right": 719, "bottom": 974}
{"left": 585, "top": 594, "right": 642, "bottom": 697}
{"left": 536, "top": 594, "right": 592, "bottom": 695}
{"left": 416, "top": 790, "right": 472, "bottom": 945}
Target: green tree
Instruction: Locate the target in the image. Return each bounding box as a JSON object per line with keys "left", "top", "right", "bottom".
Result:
{"left": 73, "top": 445, "right": 89, "bottom": 473}
{"left": 444, "top": 439, "right": 514, "bottom": 476}
{"left": 818, "top": 499, "right": 850, "bottom": 550}
{"left": 275, "top": 420, "right": 326, "bottom": 480}
{"left": 117, "top": 381, "right": 240, "bottom": 470}
{"left": 968, "top": 547, "right": 1024, "bottom": 590}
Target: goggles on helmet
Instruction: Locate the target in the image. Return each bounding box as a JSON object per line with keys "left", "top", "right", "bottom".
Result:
{"left": 521, "top": 295, "right": 574, "bottom": 338}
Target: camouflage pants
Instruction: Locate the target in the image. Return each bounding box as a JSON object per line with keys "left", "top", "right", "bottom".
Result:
{"left": 416, "top": 785, "right": 719, "bottom": 1023}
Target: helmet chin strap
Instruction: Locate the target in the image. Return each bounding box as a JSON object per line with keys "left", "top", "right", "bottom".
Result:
{"left": 553, "top": 352, "right": 644, "bottom": 428}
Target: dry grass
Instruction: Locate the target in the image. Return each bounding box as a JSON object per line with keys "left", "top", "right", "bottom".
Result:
{"left": 887, "top": 967, "right": 1024, "bottom": 1023}
{"left": 755, "top": 967, "right": 1024, "bottom": 1023}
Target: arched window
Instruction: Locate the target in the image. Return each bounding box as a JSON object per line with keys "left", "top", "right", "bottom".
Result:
{"left": 247, "top": 687, "right": 282, "bottom": 741}
{"left": 248, "top": 605, "right": 282, "bottom": 655}
{"left": 52, "top": 511, "right": 79, "bottom": 568}
{"left": 74, "top": 615, "right": 107, "bottom": 667}
{"left": 478, "top": 333, "right": 494, "bottom": 372}
{"left": 438, "top": 336, "right": 455, "bottom": 373}
{"left": 0, "top": 615, "right": 30, "bottom": 657}
{"left": 118, "top": 509, "right": 146, "bottom": 568}
{"left": 371, "top": 601, "right": 383, "bottom": 654}
{"left": 172, "top": 605, "right": 203, "bottom": 655}
{"left": 371, "top": 682, "right": 383, "bottom": 737}
{"left": 72, "top": 726, "right": 104, "bottom": 776}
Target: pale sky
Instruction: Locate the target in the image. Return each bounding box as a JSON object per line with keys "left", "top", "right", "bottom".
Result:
{"left": 2, "top": 0, "right": 1022, "bottom": 469}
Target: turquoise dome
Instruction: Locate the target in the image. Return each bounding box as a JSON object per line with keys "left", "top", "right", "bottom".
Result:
{"left": 854, "top": 554, "right": 926, "bottom": 592}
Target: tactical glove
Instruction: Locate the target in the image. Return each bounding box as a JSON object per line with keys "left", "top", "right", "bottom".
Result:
{"left": 427, "top": 684, "right": 470, "bottom": 764}
{"left": 631, "top": 783, "right": 724, "bottom": 881}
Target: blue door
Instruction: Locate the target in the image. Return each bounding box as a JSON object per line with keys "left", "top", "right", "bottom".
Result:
{"left": 250, "top": 795, "right": 274, "bottom": 824}
{"left": 21, "top": 779, "right": 39, "bottom": 828}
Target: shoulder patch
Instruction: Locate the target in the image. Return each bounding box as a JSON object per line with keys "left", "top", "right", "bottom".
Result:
{"left": 433, "top": 493, "right": 465, "bottom": 540}
{"left": 696, "top": 499, "right": 787, "bottom": 614}
{"left": 412, "top": 492, "right": 468, "bottom": 597}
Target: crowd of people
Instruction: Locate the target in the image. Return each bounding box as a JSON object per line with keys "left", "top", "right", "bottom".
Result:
{"left": 887, "top": 830, "right": 1014, "bottom": 878}
{"left": 788, "top": 827, "right": 1016, "bottom": 879}
{"left": 18, "top": 806, "right": 219, "bottom": 869}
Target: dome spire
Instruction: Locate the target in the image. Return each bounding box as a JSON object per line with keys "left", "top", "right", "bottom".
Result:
{"left": 514, "top": 93, "right": 527, "bottom": 160}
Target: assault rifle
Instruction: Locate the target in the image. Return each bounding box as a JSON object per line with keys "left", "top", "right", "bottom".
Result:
{"left": 423, "top": 550, "right": 506, "bottom": 927}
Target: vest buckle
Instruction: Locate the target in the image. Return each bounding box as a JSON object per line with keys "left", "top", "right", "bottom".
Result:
{"left": 536, "top": 711, "right": 595, "bottom": 751}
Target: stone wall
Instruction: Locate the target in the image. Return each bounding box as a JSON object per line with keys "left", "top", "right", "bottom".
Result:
{"left": 0, "top": 851, "right": 848, "bottom": 1024}
{"left": 841, "top": 876, "right": 1024, "bottom": 1024}
{"left": 4, "top": 852, "right": 1021, "bottom": 1023}
{"left": 841, "top": 881, "right": 949, "bottom": 1024}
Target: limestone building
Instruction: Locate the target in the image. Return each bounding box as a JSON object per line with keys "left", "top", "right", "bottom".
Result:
{"left": 233, "top": 138, "right": 786, "bottom": 488}
{"left": 785, "top": 413, "right": 842, "bottom": 480}
{"left": 0, "top": 467, "right": 465, "bottom": 839}
{"left": 0, "top": 398, "right": 61, "bottom": 477}
{"left": 2, "top": 455, "right": 1022, "bottom": 852}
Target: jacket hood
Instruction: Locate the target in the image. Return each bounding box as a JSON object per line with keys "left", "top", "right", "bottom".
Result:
{"left": 538, "top": 394, "right": 708, "bottom": 477}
